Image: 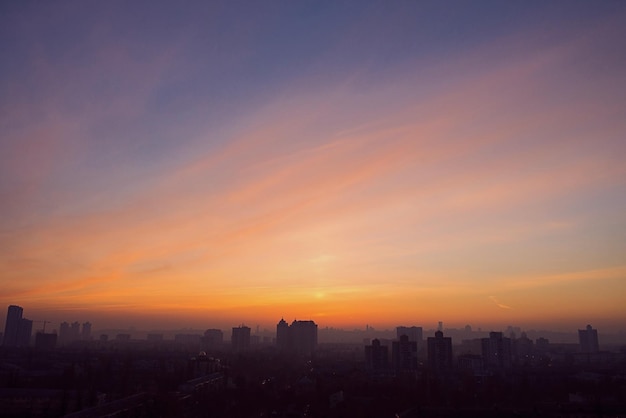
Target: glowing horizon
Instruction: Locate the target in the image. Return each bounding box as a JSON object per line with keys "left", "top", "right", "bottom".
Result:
{"left": 1, "top": 2, "right": 625, "bottom": 334}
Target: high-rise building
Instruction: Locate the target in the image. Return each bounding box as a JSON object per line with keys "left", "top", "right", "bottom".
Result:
{"left": 481, "top": 331, "right": 512, "bottom": 370}
{"left": 365, "top": 339, "right": 389, "bottom": 371}
{"left": 513, "top": 332, "right": 533, "bottom": 363}
{"left": 70, "top": 321, "right": 80, "bottom": 341}
{"left": 231, "top": 325, "right": 251, "bottom": 352}
{"left": 275, "top": 319, "right": 318, "bottom": 356}
{"left": 17, "top": 318, "right": 33, "bottom": 347}
{"left": 392, "top": 335, "right": 418, "bottom": 371}
{"left": 59, "top": 322, "right": 70, "bottom": 346}
{"left": 276, "top": 318, "right": 290, "bottom": 350}
{"left": 203, "top": 329, "right": 224, "bottom": 347}
{"left": 396, "top": 326, "right": 423, "bottom": 343}
{"left": 578, "top": 324, "right": 599, "bottom": 353}
{"left": 81, "top": 322, "right": 92, "bottom": 340}
{"left": 3, "top": 305, "right": 24, "bottom": 347}
{"left": 290, "top": 320, "right": 317, "bottom": 355}
{"left": 427, "top": 330, "right": 452, "bottom": 373}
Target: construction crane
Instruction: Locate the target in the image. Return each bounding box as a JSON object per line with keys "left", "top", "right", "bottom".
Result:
{"left": 32, "top": 320, "right": 53, "bottom": 333}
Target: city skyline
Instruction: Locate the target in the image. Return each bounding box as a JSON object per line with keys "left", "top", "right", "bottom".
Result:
{"left": 1, "top": 2, "right": 625, "bottom": 332}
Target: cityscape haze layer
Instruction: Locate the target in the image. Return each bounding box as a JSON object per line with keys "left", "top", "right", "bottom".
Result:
{"left": 1, "top": 2, "right": 626, "bottom": 334}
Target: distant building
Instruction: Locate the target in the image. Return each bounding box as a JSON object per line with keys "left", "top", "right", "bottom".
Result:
{"left": 535, "top": 337, "right": 550, "bottom": 352}
{"left": 3, "top": 305, "right": 24, "bottom": 347}
{"left": 290, "top": 320, "right": 318, "bottom": 355}
{"left": 59, "top": 322, "right": 70, "bottom": 345}
{"left": 427, "top": 330, "right": 452, "bottom": 373}
{"left": 513, "top": 332, "right": 533, "bottom": 363}
{"left": 276, "top": 318, "right": 290, "bottom": 350}
{"left": 396, "top": 326, "right": 423, "bottom": 345}
{"left": 365, "top": 339, "right": 389, "bottom": 371}
{"left": 59, "top": 320, "right": 84, "bottom": 345}
{"left": 70, "top": 322, "right": 80, "bottom": 341}
{"left": 481, "top": 332, "right": 512, "bottom": 371}
{"left": 392, "top": 335, "right": 418, "bottom": 371}
{"left": 81, "top": 322, "right": 92, "bottom": 340}
{"left": 17, "top": 318, "right": 33, "bottom": 347}
{"left": 231, "top": 325, "right": 251, "bottom": 352}
{"left": 275, "top": 319, "right": 318, "bottom": 356}
{"left": 203, "top": 329, "right": 224, "bottom": 347}
{"left": 578, "top": 324, "right": 599, "bottom": 353}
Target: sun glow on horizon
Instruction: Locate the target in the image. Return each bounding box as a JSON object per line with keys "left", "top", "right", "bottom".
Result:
{"left": 1, "top": 2, "right": 625, "bottom": 333}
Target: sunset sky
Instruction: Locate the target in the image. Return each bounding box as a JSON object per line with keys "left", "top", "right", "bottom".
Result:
{"left": 1, "top": 1, "right": 625, "bottom": 333}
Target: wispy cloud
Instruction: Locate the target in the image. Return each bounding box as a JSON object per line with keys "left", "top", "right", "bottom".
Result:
{"left": 489, "top": 296, "right": 513, "bottom": 310}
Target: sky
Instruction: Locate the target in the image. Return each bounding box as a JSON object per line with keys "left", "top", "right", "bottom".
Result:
{"left": 1, "top": 1, "right": 625, "bottom": 334}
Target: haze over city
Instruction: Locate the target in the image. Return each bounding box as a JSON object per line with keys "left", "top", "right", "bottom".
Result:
{"left": 1, "top": 1, "right": 625, "bottom": 334}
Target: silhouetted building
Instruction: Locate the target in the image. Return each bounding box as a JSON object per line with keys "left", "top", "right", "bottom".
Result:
{"left": 396, "top": 326, "right": 423, "bottom": 344}
{"left": 427, "top": 330, "right": 452, "bottom": 373}
{"left": 203, "top": 329, "right": 223, "bottom": 347}
{"left": 365, "top": 338, "right": 389, "bottom": 371}
{"left": 3, "top": 305, "right": 23, "bottom": 347}
{"left": 231, "top": 325, "right": 251, "bottom": 351}
{"left": 35, "top": 332, "right": 57, "bottom": 350}
{"left": 276, "top": 318, "right": 290, "bottom": 350}
{"left": 513, "top": 332, "right": 534, "bottom": 363}
{"left": 578, "top": 324, "right": 599, "bottom": 353}
{"left": 59, "top": 322, "right": 70, "bottom": 345}
{"left": 17, "top": 318, "right": 32, "bottom": 347}
{"left": 70, "top": 321, "right": 80, "bottom": 341}
{"left": 81, "top": 322, "right": 92, "bottom": 340}
{"left": 392, "top": 335, "right": 418, "bottom": 371}
{"left": 535, "top": 337, "right": 550, "bottom": 352}
{"left": 481, "top": 331, "right": 512, "bottom": 370}
{"left": 275, "top": 319, "right": 318, "bottom": 356}
{"left": 59, "top": 320, "right": 83, "bottom": 345}
{"left": 290, "top": 320, "right": 317, "bottom": 355}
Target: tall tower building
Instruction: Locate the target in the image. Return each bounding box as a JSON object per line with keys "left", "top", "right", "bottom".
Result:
{"left": 276, "top": 318, "right": 290, "bottom": 350}
{"left": 392, "top": 335, "right": 418, "bottom": 371}
{"left": 59, "top": 322, "right": 70, "bottom": 346}
{"left": 427, "top": 330, "right": 452, "bottom": 373}
{"left": 481, "top": 331, "right": 512, "bottom": 370}
{"left": 3, "top": 305, "right": 24, "bottom": 347}
{"left": 365, "top": 339, "right": 389, "bottom": 371}
{"left": 81, "top": 322, "right": 92, "bottom": 340}
{"left": 578, "top": 324, "right": 599, "bottom": 353}
{"left": 275, "top": 319, "right": 318, "bottom": 356}
{"left": 396, "top": 326, "right": 423, "bottom": 344}
{"left": 17, "top": 318, "right": 33, "bottom": 347}
{"left": 290, "top": 320, "right": 317, "bottom": 355}
{"left": 203, "top": 329, "right": 224, "bottom": 347}
{"left": 231, "top": 325, "right": 251, "bottom": 352}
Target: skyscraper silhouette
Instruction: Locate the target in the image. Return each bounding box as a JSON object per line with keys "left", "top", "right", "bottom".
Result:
{"left": 392, "top": 335, "right": 418, "bottom": 371}
{"left": 578, "top": 324, "right": 599, "bottom": 353}
{"left": 365, "top": 338, "right": 389, "bottom": 371}
{"left": 427, "top": 330, "right": 452, "bottom": 373}
{"left": 3, "top": 305, "right": 23, "bottom": 347}
{"left": 232, "top": 325, "right": 251, "bottom": 352}
{"left": 481, "top": 331, "right": 512, "bottom": 371}
{"left": 275, "top": 319, "right": 318, "bottom": 356}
